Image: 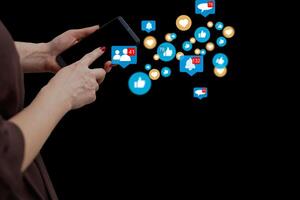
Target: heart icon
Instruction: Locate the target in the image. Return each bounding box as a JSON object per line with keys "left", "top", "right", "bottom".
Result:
{"left": 179, "top": 19, "right": 189, "bottom": 27}
{"left": 151, "top": 71, "right": 158, "bottom": 78}
{"left": 147, "top": 39, "right": 154, "bottom": 46}
{"left": 225, "top": 29, "right": 232, "bottom": 35}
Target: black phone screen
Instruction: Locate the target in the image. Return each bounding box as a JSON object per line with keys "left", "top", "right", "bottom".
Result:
{"left": 56, "top": 16, "right": 140, "bottom": 68}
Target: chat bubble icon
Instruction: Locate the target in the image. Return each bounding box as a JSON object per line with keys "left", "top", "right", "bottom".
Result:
{"left": 195, "top": 0, "right": 216, "bottom": 17}
{"left": 193, "top": 87, "right": 208, "bottom": 100}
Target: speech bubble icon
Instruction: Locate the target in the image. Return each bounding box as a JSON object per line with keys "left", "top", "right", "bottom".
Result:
{"left": 193, "top": 87, "right": 208, "bottom": 100}
{"left": 195, "top": 0, "right": 216, "bottom": 17}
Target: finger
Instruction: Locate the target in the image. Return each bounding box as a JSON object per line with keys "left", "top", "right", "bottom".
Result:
{"left": 80, "top": 47, "right": 106, "bottom": 67}
{"left": 94, "top": 81, "right": 100, "bottom": 91}
{"left": 69, "top": 25, "right": 100, "bottom": 41}
{"left": 50, "top": 25, "right": 100, "bottom": 55}
{"left": 103, "top": 61, "right": 113, "bottom": 73}
{"left": 91, "top": 68, "right": 106, "bottom": 84}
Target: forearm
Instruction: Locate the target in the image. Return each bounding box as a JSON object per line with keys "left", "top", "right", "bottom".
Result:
{"left": 9, "top": 85, "right": 71, "bottom": 172}
{"left": 15, "top": 42, "right": 49, "bottom": 73}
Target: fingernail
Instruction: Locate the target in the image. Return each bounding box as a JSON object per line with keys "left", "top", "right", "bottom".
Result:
{"left": 100, "top": 47, "right": 106, "bottom": 52}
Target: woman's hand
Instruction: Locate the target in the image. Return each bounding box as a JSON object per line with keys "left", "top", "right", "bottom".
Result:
{"left": 10, "top": 47, "right": 112, "bottom": 171}
{"left": 45, "top": 47, "right": 111, "bottom": 110}
{"left": 15, "top": 25, "right": 100, "bottom": 73}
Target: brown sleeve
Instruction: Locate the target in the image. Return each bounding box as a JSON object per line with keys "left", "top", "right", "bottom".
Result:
{"left": 0, "top": 116, "right": 25, "bottom": 198}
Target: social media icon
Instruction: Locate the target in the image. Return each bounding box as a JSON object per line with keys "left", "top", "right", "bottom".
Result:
{"left": 193, "top": 87, "right": 208, "bottom": 100}
{"left": 165, "top": 33, "right": 177, "bottom": 42}
{"left": 141, "top": 20, "right": 156, "bottom": 33}
{"left": 213, "top": 53, "right": 228, "bottom": 69}
{"left": 161, "top": 67, "right": 171, "bottom": 78}
{"left": 128, "top": 72, "right": 152, "bottom": 95}
{"left": 206, "top": 42, "right": 215, "bottom": 51}
{"left": 217, "top": 37, "right": 227, "bottom": 47}
{"left": 145, "top": 64, "right": 152, "bottom": 71}
{"left": 176, "top": 15, "right": 192, "bottom": 31}
{"left": 182, "top": 41, "right": 193, "bottom": 51}
{"left": 157, "top": 42, "right": 176, "bottom": 62}
{"left": 215, "top": 22, "right": 224, "bottom": 30}
{"left": 144, "top": 36, "right": 157, "bottom": 49}
{"left": 194, "top": 27, "right": 210, "bottom": 43}
{"left": 111, "top": 46, "right": 137, "bottom": 68}
{"left": 195, "top": 0, "right": 216, "bottom": 17}
{"left": 171, "top": 33, "right": 177, "bottom": 40}
{"left": 180, "top": 55, "right": 204, "bottom": 76}
{"left": 214, "top": 67, "right": 227, "bottom": 77}
{"left": 223, "top": 26, "right": 235, "bottom": 38}
{"left": 149, "top": 69, "right": 160, "bottom": 80}
{"left": 200, "top": 49, "right": 207, "bottom": 56}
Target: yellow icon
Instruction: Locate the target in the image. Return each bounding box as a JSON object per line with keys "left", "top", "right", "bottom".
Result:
{"left": 214, "top": 67, "right": 227, "bottom": 77}
{"left": 176, "top": 15, "right": 192, "bottom": 31}
{"left": 190, "top": 37, "right": 196, "bottom": 44}
{"left": 144, "top": 36, "right": 157, "bottom": 49}
{"left": 149, "top": 69, "right": 160, "bottom": 80}
{"left": 223, "top": 26, "right": 235, "bottom": 38}
{"left": 207, "top": 21, "right": 214, "bottom": 28}
{"left": 194, "top": 48, "right": 201, "bottom": 55}
{"left": 176, "top": 52, "right": 184, "bottom": 60}
{"left": 153, "top": 54, "right": 160, "bottom": 61}
{"left": 165, "top": 33, "right": 172, "bottom": 42}
{"left": 206, "top": 42, "right": 215, "bottom": 51}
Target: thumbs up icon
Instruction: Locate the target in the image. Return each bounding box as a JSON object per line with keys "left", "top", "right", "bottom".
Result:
{"left": 199, "top": 30, "right": 207, "bottom": 38}
{"left": 216, "top": 57, "right": 225, "bottom": 65}
{"left": 134, "top": 77, "right": 146, "bottom": 89}
{"left": 163, "top": 47, "right": 173, "bottom": 57}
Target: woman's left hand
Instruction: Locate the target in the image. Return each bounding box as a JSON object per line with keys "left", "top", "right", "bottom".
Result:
{"left": 15, "top": 25, "right": 101, "bottom": 73}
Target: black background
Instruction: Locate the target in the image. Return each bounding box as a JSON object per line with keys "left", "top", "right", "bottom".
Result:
{"left": 2, "top": 0, "right": 244, "bottom": 198}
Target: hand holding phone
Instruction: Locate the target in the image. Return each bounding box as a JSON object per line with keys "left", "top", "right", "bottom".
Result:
{"left": 56, "top": 16, "right": 140, "bottom": 68}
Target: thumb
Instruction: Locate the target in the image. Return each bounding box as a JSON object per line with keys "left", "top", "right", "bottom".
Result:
{"left": 91, "top": 68, "right": 106, "bottom": 84}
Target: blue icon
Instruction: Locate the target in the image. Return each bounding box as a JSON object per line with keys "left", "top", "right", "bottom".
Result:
{"left": 145, "top": 64, "right": 152, "bottom": 71}
{"left": 128, "top": 72, "right": 152, "bottom": 95}
{"left": 141, "top": 20, "right": 156, "bottom": 33}
{"left": 161, "top": 67, "right": 171, "bottom": 78}
{"left": 157, "top": 42, "right": 176, "bottom": 62}
{"left": 193, "top": 87, "right": 208, "bottom": 100}
{"left": 215, "top": 22, "right": 224, "bottom": 30}
{"left": 194, "top": 27, "right": 210, "bottom": 43}
{"left": 170, "top": 33, "right": 177, "bottom": 40}
{"left": 195, "top": 0, "right": 216, "bottom": 17}
{"left": 182, "top": 41, "right": 193, "bottom": 51}
{"left": 212, "top": 53, "right": 228, "bottom": 69}
{"left": 200, "top": 49, "right": 206, "bottom": 56}
{"left": 111, "top": 46, "right": 137, "bottom": 68}
{"left": 180, "top": 55, "right": 204, "bottom": 76}
{"left": 216, "top": 37, "right": 227, "bottom": 47}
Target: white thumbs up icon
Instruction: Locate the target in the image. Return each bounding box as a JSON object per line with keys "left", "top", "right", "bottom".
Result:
{"left": 199, "top": 30, "right": 207, "bottom": 38}
{"left": 216, "top": 57, "right": 225, "bottom": 65}
{"left": 163, "top": 47, "right": 173, "bottom": 57}
{"left": 134, "top": 77, "right": 146, "bottom": 89}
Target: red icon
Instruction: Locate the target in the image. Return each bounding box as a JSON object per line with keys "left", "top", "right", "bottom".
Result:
{"left": 208, "top": 1, "right": 214, "bottom": 8}
{"left": 192, "top": 56, "right": 201, "bottom": 64}
{"left": 127, "top": 48, "right": 136, "bottom": 56}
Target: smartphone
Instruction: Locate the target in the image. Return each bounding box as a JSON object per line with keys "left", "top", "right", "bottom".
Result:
{"left": 56, "top": 16, "right": 140, "bottom": 68}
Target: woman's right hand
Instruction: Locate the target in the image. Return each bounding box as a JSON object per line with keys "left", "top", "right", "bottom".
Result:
{"left": 44, "top": 47, "right": 112, "bottom": 111}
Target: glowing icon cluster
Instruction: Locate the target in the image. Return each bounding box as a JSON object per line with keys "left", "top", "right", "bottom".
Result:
{"left": 112, "top": 0, "right": 236, "bottom": 100}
